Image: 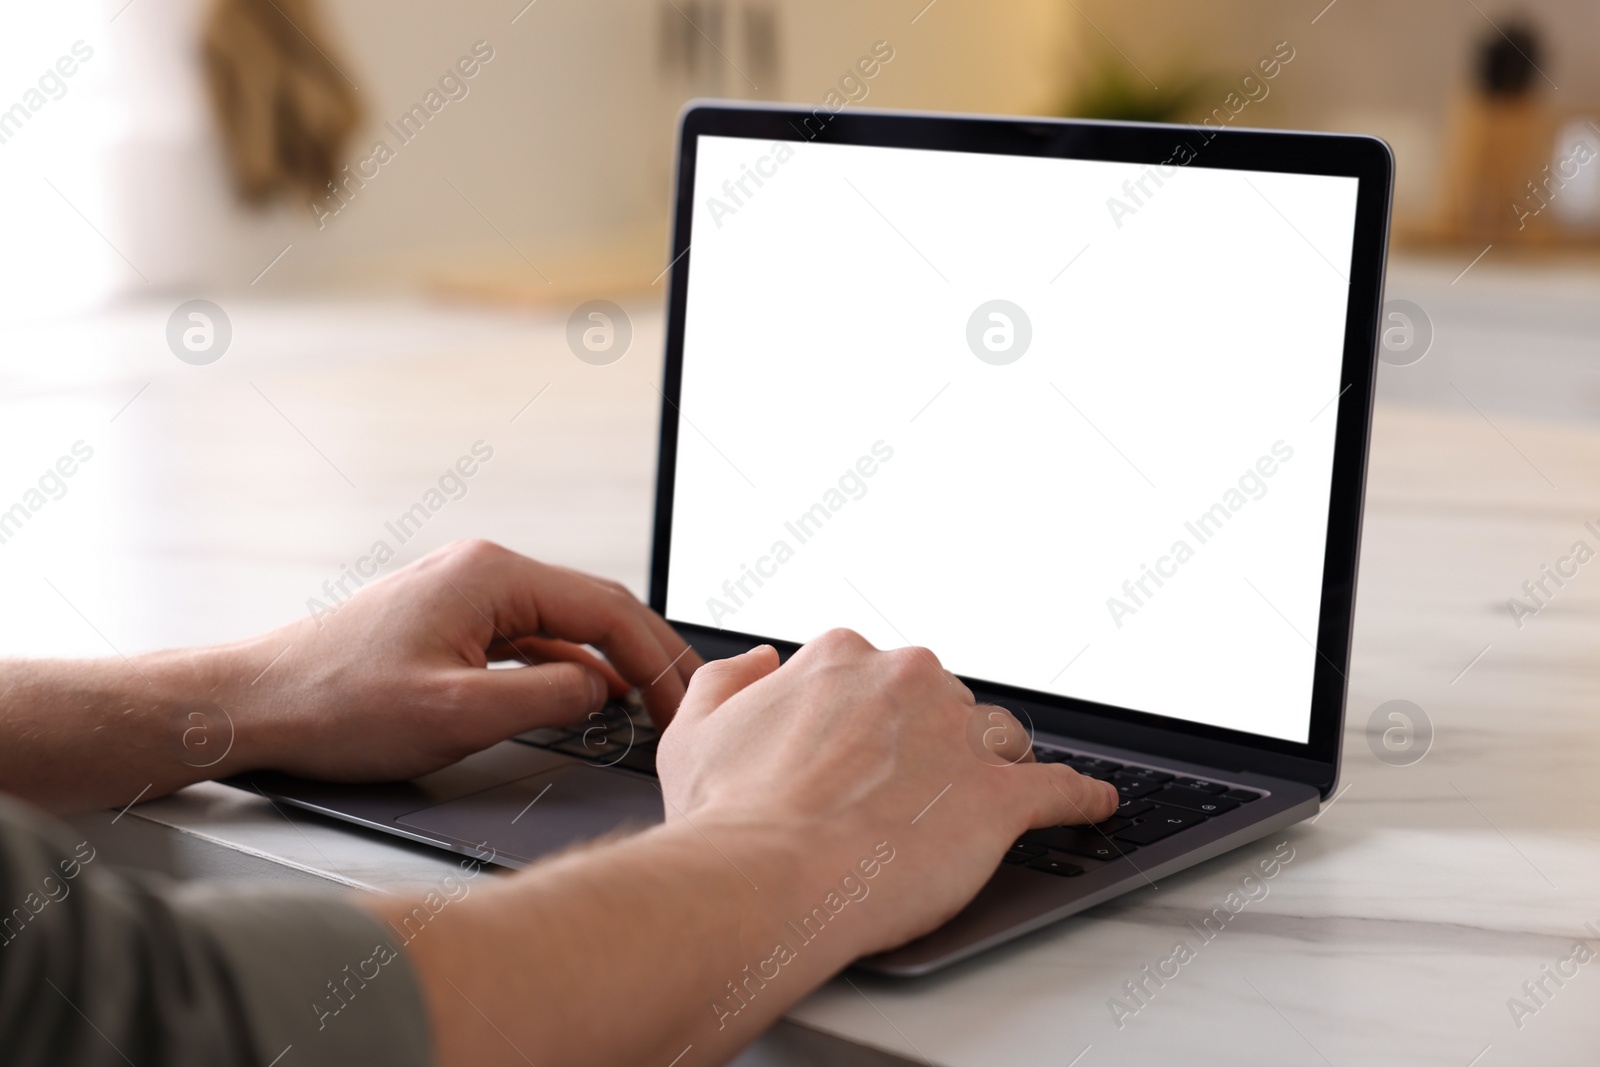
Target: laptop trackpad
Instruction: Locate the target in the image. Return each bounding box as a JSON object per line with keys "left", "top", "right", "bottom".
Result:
{"left": 396, "top": 764, "right": 664, "bottom": 866}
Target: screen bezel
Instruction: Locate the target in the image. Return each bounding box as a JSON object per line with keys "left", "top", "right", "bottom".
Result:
{"left": 648, "top": 103, "right": 1393, "bottom": 797}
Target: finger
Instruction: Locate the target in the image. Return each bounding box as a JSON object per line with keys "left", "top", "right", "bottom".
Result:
{"left": 552, "top": 566, "right": 705, "bottom": 688}
{"left": 622, "top": 590, "right": 706, "bottom": 688}
{"left": 437, "top": 661, "right": 608, "bottom": 750}
{"left": 971, "top": 704, "right": 1033, "bottom": 765}
{"left": 672, "top": 645, "right": 780, "bottom": 726}
{"left": 945, "top": 671, "right": 976, "bottom": 704}
{"left": 897, "top": 644, "right": 944, "bottom": 671}
{"left": 485, "top": 636, "right": 630, "bottom": 696}
{"left": 536, "top": 568, "right": 697, "bottom": 720}
{"left": 448, "top": 547, "right": 692, "bottom": 721}
{"left": 1015, "top": 763, "right": 1120, "bottom": 829}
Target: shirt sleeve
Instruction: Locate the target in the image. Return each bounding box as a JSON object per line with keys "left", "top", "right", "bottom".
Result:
{"left": 0, "top": 793, "right": 433, "bottom": 1067}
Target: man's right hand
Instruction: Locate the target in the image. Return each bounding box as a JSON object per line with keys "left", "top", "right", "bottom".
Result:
{"left": 386, "top": 628, "right": 1119, "bottom": 1067}
{"left": 657, "top": 628, "right": 1119, "bottom": 958}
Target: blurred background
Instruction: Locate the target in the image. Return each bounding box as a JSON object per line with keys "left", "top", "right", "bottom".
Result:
{"left": 8, "top": 0, "right": 1600, "bottom": 309}
{"left": 3, "top": 0, "right": 1600, "bottom": 662}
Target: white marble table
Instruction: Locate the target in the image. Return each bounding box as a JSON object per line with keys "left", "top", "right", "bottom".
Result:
{"left": 8, "top": 255, "right": 1600, "bottom": 1064}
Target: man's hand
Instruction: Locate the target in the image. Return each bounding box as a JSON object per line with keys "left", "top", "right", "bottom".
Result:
{"left": 658, "top": 629, "right": 1118, "bottom": 955}
{"left": 390, "top": 627, "right": 1118, "bottom": 1067}
{"left": 0, "top": 540, "right": 701, "bottom": 811}
{"left": 235, "top": 540, "right": 702, "bottom": 783}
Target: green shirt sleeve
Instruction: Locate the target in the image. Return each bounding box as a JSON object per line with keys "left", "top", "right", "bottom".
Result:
{"left": 0, "top": 794, "right": 432, "bottom": 1067}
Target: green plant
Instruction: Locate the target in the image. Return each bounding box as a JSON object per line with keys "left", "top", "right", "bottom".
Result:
{"left": 1061, "top": 58, "right": 1217, "bottom": 124}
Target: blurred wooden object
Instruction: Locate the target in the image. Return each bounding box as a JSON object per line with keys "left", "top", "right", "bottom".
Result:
{"left": 1434, "top": 96, "right": 1556, "bottom": 242}
{"left": 1405, "top": 100, "right": 1600, "bottom": 250}
{"left": 202, "top": 0, "right": 362, "bottom": 204}
{"left": 1403, "top": 18, "right": 1600, "bottom": 250}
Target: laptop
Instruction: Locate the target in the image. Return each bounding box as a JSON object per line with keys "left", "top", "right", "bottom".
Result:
{"left": 240, "top": 103, "right": 1393, "bottom": 977}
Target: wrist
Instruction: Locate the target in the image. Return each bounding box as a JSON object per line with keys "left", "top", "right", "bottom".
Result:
{"left": 648, "top": 811, "right": 900, "bottom": 968}
{"left": 0, "top": 638, "right": 289, "bottom": 813}
{"left": 393, "top": 807, "right": 901, "bottom": 1065}
{"left": 131, "top": 633, "right": 287, "bottom": 781}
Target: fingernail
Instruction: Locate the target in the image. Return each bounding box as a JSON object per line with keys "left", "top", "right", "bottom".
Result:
{"left": 588, "top": 672, "right": 606, "bottom": 710}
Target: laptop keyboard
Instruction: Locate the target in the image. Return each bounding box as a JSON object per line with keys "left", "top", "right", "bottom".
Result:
{"left": 1009, "top": 744, "right": 1263, "bottom": 877}
{"left": 512, "top": 701, "right": 660, "bottom": 774}
{"left": 512, "top": 712, "right": 1263, "bottom": 877}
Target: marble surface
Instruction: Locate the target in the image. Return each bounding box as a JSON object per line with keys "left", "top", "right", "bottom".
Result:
{"left": 794, "top": 401, "right": 1600, "bottom": 1066}
{"left": 6, "top": 255, "right": 1600, "bottom": 1064}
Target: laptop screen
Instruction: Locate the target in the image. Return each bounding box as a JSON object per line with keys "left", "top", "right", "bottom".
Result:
{"left": 664, "top": 133, "right": 1360, "bottom": 745}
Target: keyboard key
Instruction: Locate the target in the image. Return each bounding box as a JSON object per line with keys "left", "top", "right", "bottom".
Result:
{"left": 612, "top": 742, "right": 659, "bottom": 774}
{"left": 1004, "top": 842, "right": 1047, "bottom": 865}
{"left": 615, "top": 724, "right": 658, "bottom": 745}
{"left": 1116, "top": 798, "right": 1155, "bottom": 819}
{"left": 1109, "top": 775, "right": 1162, "bottom": 799}
{"left": 1224, "top": 788, "right": 1262, "bottom": 802}
{"left": 1018, "top": 826, "right": 1075, "bottom": 850}
{"left": 1027, "top": 857, "right": 1086, "bottom": 877}
{"left": 553, "top": 734, "right": 633, "bottom": 760}
{"left": 1147, "top": 787, "right": 1240, "bottom": 815}
{"left": 1114, "top": 805, "right": 1207, "bottom": 844}
{"left": 596, "top": 706, "right": 658, "bottom": 736}
{"left": 1059, "top": 835, "right": 1138, "bottom": 861}
{"left": 1121, "top": 769, "right": 1174, "bottom": 784}
{"left": 1064, "top": 757, "right": 1123, "bottom": 776}
{"left": 1021, "top": 825, "right": 1112, "bottom": 850}
{"left": 1031, "top": 746, "right": 1069, "bottom": 763}
{"left": 512, "top": 727, "right": 573, "bottom": 746}
{"left": 1022, "top": 826, "right": 1138, "bottom": 860}
{"left": 1021, "top": 818, "right": 1135, "bottom": 843}
{"left": 1173, "top": 777, "right": 1228, "bottom": 794}
{"left": 589, "top": 706, "right": 632, "bottom": 728}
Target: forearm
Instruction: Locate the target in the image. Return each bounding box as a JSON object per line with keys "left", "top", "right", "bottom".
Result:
{"left": 381, "top": 818, "right": 889, "bottom": 1067}
{"left": 0, "top": 639, "right": 277, "bottom": 813}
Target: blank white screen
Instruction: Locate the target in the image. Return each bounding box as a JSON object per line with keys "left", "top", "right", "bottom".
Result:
{"left": 665, "top": 133, "right": 1358, "bottom": 743}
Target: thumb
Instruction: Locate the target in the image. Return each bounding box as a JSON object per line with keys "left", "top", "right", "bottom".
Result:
{"left": 673, "top": 645, "right": 780, "bottom": 724}
{"left": 442, "top": 661, "right": 608, "bottom": 748}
